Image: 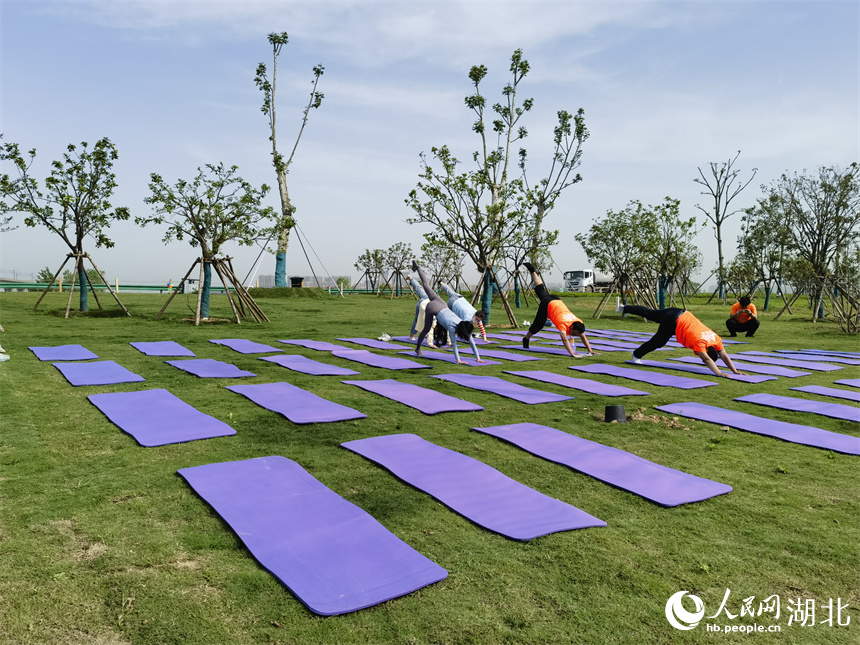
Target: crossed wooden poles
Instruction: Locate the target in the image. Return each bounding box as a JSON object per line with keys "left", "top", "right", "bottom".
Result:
{"left": 158, "top": 256, "right": 269, "bottom": 326}
{"left": 33, "top": 252, "right": 130, "bottom": 319}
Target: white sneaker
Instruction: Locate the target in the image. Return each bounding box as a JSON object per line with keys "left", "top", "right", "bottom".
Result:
{"left": 615, "top": 298, "right": 624, "bottom": 314}
{"left": 629, "top": 351, "right": 642, "bottom": 364}
{"left": 378, "top": 333, "right": 392, "bottom": 342}
{"left": 0, "top": 354, "right": 9, "bottom": 362}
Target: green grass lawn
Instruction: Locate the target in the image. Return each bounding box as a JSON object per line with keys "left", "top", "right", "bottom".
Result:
{"left": 0, "top": 290, "right": 857, "bottom": 645}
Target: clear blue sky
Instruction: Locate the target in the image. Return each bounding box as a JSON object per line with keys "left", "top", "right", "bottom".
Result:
{"left": 1, "top": 1, "right": 857, "bottom": 286}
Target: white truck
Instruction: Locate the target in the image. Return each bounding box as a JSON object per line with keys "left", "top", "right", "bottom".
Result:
{"left": 563, "top": 269, "right": 614, "bottom": 293}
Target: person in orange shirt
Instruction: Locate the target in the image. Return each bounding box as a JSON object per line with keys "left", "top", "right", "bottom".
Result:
{"left": 521, "top": 262, "right": 597, "bottom": 357}
{"left": 615, "top": 302, "right": 745, "bottom": 378}
{"left": 726, "top": 296, "right": 760, "bottom": 337}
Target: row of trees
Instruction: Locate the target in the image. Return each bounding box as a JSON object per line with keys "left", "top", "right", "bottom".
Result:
{"left": 575, "top": 198, "right": 702, "bottom": 310}
{"left": 353, "top": 241, "right": 467, "bottom": 296}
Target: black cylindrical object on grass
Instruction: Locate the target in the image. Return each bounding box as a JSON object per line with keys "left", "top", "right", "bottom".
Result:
{"left": 605, "top": 405, "right": 627, "bottom": 423}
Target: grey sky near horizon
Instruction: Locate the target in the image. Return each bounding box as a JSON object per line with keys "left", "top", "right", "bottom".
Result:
{"left": 1, "top": 1, "right": 857, "bottom": 287}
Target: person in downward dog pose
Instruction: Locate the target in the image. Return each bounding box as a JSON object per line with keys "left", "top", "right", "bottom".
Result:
{"left": 521, "top": 262, "right": 596, "bottom": 358}
{"left": 412, "top": 261, "right": 485, "bottom": 364}
{"left": 616, "top": 300, "right": 745, "bottom": 378}
{"left": 406, "top": 273, "right": 447, "bottom": 348}
{"left": 439, "top": 283, "right": 488, "bottom": 341}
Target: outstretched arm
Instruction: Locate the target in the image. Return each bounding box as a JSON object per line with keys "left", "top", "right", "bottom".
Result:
{"left": 578, "top": 333, "right": 596, "bottom": 355}
{"left": 560, "top": 331, "right": 578, "bottom": 358}
{"left": 718, "top": 349, "right": 745, "bottom": 375}
{"left": 467, "top": 335, "right": 485, "bottom": 362}
{"left": 694, "top": 350, "right": 728, "bottom": 377}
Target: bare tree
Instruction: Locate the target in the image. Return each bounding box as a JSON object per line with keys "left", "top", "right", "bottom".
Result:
{"left": 694, "top": 151, "right": 757, "bottom": 301}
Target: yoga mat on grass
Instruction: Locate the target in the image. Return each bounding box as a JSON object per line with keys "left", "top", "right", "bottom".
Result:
{"left": 669, "top": 356, "right": 811, "bottom": 378}
{"left": 788, "top": 349, "right": 860, "bottom": 358}
{"left": 227, "top": 382, "right": 366, "bottom": 424}
{"left": 260, "top": 354, "right": 359, "bottom": 376}
{"left": 392, "top": 335, "right": 496, "bottom": 346}
{"left": 790, "top": 385, "right": 860, "bottom": 403}
{"left": 835, "top": 379, "right": 860, "bottom": 389}
{"left": 178, "top": 456, "right": 447, "bottom": 616}
{"left": 130, "top": 341, "right": 195, "bottom": 357}
{"left": 737, "top": 351, "right": 860, "bottom": 366}
{"left": 720, "top": 354, "right": 842, "bottom": 372}
{"left": 473, "top": 423, "right": 731, "bottom": 506}
{"left": 500, "top": 344, "right": 578, "bottom": 357}
{"left": 429, "top": 373, "right": 573, "bottom": 404}
{"left": 332, "top": 349, "right": 431, "bottom": 371}
{"left": 210, "top": 339, "right": 283, "bottom": 354}
{"left": 342, "top": 434, "right": 605, "bottom": 539}
{"left": 624, "top": 359, "right": 776, "bottom": 383}
{"left": 656, "top": 402, "right": 860, "bottom": 455}
{"left": 455, "top": 347, "right": 545, "bottom": 362}
{"left": 30, "top": 344, "right": 98, "bottom": 361}
{"left": 504, "top": 370, "right": 649, "bottom": 396}
{"left": 88, "top": 389, "right": 236, "bottom": 446}
{"left": 396, "top": 350, "right": 500, "bottom": 367}
{"left": 735, "top": 393, "right": 860, "bottom": 423}
{"left": 278, "top": 339, "right": 349, "bottom": 351}
{"left": 568, "top": 363, "right": 717, "bottom": 389}
{"left": 343, "top": 379, "right": 483, "bottom": 414}
{"left": 54, "top": 361, "right": 145, "bottom": 386}
{"left": 166, "top": 359, "right": 256, "bottom": 379}
{"left": 338, "top": 337, "right": 412, "bottom": 350}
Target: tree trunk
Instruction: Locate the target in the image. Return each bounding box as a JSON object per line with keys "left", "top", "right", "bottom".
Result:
{"left": 274, "top": 176, "right": 293, "bottom": 287}
{"left": 77, "top": 261, "right": 89, "bottom": 312}
{"left": 201, "top": 262, "right": 212, "bottom": 319}
{"left": 481, "top": 270, "right": 495, "bottom": 323}
{"left": 514, "top": 273, "right": 521, "bottom": 308}
{"left": 763, "top": 285, "right": 771, "bottom": 311}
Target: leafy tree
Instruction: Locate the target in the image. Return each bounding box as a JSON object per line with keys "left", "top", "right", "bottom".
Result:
{"left": 643, "top": 197, "right": 702, "bottom": 308}
{"left": 62, "top": 267, "right": 103, "bottom": 287}
{"left": 419, "top": 239, "right": 465, "bottom": 287}
{"left": 354, "top": 249, "right": 385, "bottom": 292}
{"left": 575, "top": 201, "right": 652, "bottom": 304}
{"left": 255, "top": 32, "right": 324, "bottom": 288}
{"left": 737, "top": 202, "right": 794, "bottom": 309}
{"left": 36, "top": 266, "right": 55, "bottom": 284}
{"left": 752, "top": 164, "right": 860, "bottom": 317}
{"left": 0, "top": 137, "right": 129, "bottom": 311}
{"left": 407, "top": 49, "right": 587, "bottom": 322}
{"left": 138, "top": 163, "right": 276, "bottom": 318}
{"left": 383, "top": 242, "right": 413, "bottom": 296}
{"left": 694, "top": 151, "right": 757, "bottom": 301}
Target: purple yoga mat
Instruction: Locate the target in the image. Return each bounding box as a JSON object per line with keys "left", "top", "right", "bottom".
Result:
{"left": 88, "top": 389, "right": 236, "bottom": 446}
{"left": 130, "top": 341, "right": 195, "bottom": 357}
{"left": 568, "top": 363, "right": 717, "bottom": 389}
{"left": 332, "top": 349, "right": 431, "bottom": 370}
{"left": 178, "top": 456, "right": 447, "bottom": 615}
{"left": 456, "top": 347, "right": 545, "bottom": 362}
{"left": 486, "top": 333, "right": 524, "bottom": 341}
{"left": 397, "top": 350, "right": 499, "bottom": 367}
{"left": 656, "top": 402, "right": 860, "bottom": 455}
{"left": 260, "top": 354, "right": 359, "bottom": 376}
{"left": 790, "top": 385, "right": 860, "bottom": 403}
{"left": 166, "top": 359, "right": 256, "bottom": 378}
{"left": 227, "top": 382, "right": 366, "bottom": 424}
{"left": 788, "top": 349, "right": 860, "bottom": 358}
{"left": 392, "top": 335, "right": 496, "bottom": 347}
{"left": 500, "top": 344, "right": 576, "bottom": 357}
{"left": 752, "top": 352, "right": 860, "bottom": 366}
{"left": 278, "top": 339, "right": 350, "bottom": 351}
{"left": 669, "top": 356, "right": 811, "bottom": 377}
{"left": 338, "top": 337, "right": 411, "bottom": 350}
{"left": 429, "top": 373, "right": 573, "bottom": 404}
{"left": 210, "top": 339, "right": 284, "bottom": 354}
{"left": 30, "top": 344, "right": 98, "bottom": 361}
{"left": 504, "top": 370, "right": 649, "bottom": 396}
{"left": 53, "top": 360, "right": 145, "bottom": 386}
{"left": 473, "top": 423, "right": 731, "bottom": 506}
{"left": 723, "top": 354, "right": 842, "bottom": 372}
{"left": 624, "top": 359, "right": 776, "bottom": 384}
{"left": 342, "top": 379, "right": 483, "bottom": 414}
{"left": 342, "top": 434, "right": 605, "bottom": 539}
{"left": 735, "top": 393, "right": 860, "bottom": 423}
{"left": 835, "top": 379, "right": 860, "bottom": 389}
